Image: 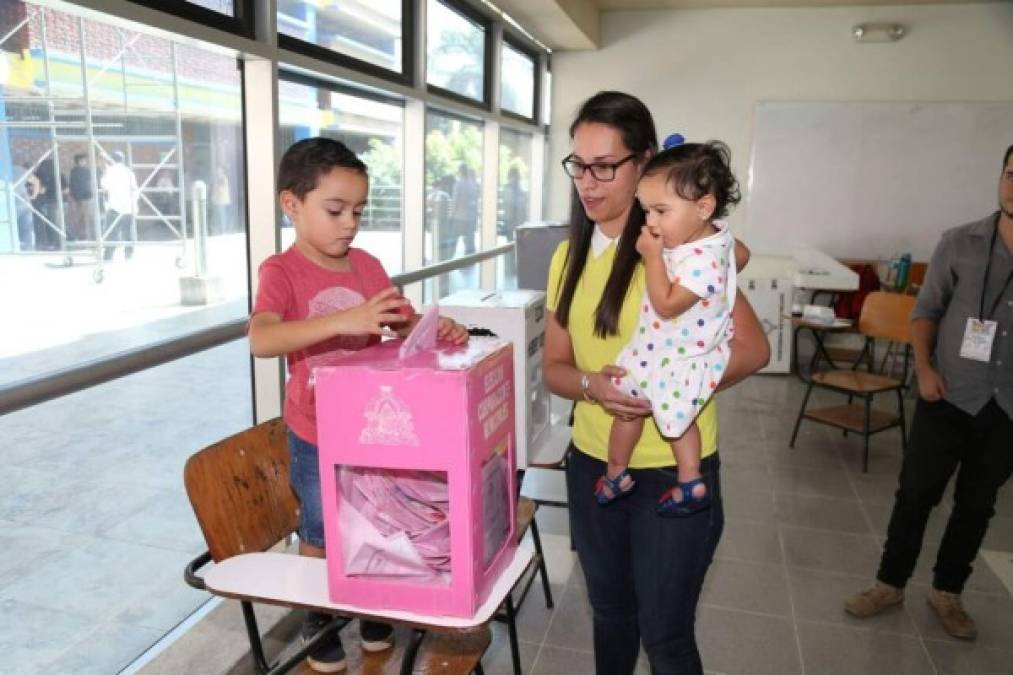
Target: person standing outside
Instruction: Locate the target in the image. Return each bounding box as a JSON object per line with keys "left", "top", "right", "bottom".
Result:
{"left": 69, "top": 153, "right": 96, "bottom": 241}
{"left": 100, "top": 151, "right": 138, "bottom": 261}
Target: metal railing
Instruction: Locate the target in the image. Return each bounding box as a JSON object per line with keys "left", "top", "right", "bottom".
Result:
{"left": 0, "top": 242, "right": 515, "bottom": 416}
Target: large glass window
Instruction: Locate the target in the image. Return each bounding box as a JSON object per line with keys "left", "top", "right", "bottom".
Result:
{"left": 0, "top": 1, "right": 248, "bottom": 386}
{"left": 496, "top": 128, "right": 531, "bottom": 289}
{"left": 500, "top": 40, "right": 535, "bottom": 120}
{"left": 0, "top": 3, "right": 252, "bottom": 669}
{"left": 277, "top": 78, "right": 404, "bottom": 274}
{"left": 279, "top": 0, "right": 405, "bottom": 75}
{"left": 424, "top": 109, "right": 482, "bottom": 300}
{"left": 426, "top": 0, "right": 486, "bottom": 104}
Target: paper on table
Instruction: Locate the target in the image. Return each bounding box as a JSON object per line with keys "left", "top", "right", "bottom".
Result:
{"left": 399, "top": 303, "right": 439, "bottom": 360}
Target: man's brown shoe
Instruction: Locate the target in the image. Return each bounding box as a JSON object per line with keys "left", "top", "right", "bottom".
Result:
{"left": 844, "top": 582, "right": 904, "bottom": 618}
{"left": 927, "top": 588, "right": 977, "bottom": 640}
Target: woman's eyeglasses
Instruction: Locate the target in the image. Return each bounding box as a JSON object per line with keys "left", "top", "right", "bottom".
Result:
{"left": 561, "top": 153, "right": 637, "bottom": 182}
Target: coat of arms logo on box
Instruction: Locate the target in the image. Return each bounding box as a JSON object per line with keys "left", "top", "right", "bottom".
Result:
{"left": 359, "top": 385, "right": 419, "bottom": 446}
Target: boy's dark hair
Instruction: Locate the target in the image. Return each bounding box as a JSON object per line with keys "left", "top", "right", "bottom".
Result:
{"left": 556, "top": 91, "right": 659, "bottom": 338}
{"left": 642, "top": 141, "right": 741, "bottom": 220}
{"left": 73, "top": 153, "right": 87, "bottom": 163}
{"left": 1003, "top": 144, "right": 1012, "bottom": 169}
{"left": 277, "top": 137, "right": 367, "bottom": 199}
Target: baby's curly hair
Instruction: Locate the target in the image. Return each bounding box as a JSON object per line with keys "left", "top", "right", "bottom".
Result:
{"left": 642, "top": 141, "right": 741, "bottom": 220}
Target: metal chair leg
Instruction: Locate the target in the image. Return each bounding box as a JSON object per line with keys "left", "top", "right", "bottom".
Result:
{"left": 401, "top": 629, "right": 426, "bottom": 675}
{"left": 789, "top": 382, "right": 814, "bottom": 448}
{"left": 505, "top": 596, "right": 521, "bottom": 675}
{"left": 240, "top": 601, "right": 271, "bottom": 674}
{"left": 529, "top": 517, "right": 554, "bottom": 609}
{"left": 844, "top": 392, "right": 854, "bottom": 437}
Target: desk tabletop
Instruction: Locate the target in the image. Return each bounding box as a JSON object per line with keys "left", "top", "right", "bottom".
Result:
{"left": 204, "top": 544, "right": 534, "bottom": 631}
{"left": 788, "top": 316, "right": 854, "bottom": 330}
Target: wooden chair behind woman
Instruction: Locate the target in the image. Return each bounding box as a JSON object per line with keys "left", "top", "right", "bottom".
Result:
{"left": 789, "top": 292, "right": 916, "bottom": 472}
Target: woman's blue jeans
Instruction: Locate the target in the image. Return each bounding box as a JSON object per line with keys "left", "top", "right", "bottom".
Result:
{"left": 567, "top": 446, "right": 724, "bottom": 675}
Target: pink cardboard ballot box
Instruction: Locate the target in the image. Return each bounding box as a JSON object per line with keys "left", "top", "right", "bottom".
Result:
{"left": 314, "top": 336, "right": 518, "bottom": 618}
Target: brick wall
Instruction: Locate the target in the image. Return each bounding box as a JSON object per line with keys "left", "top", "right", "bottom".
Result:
{"left": 14, "top": 2, "right": 238, "bottom": 86}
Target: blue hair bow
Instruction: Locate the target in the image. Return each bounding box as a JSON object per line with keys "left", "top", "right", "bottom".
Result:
{"left": 663, "top": 133, "right": 685, "bottom": 150}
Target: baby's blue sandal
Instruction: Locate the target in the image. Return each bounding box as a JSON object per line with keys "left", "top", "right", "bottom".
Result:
{"left": 657, "top": 477, "right": 711, "bottom": 517}
{"left": 594, "top": 469, "right": 635, "bottom": 505}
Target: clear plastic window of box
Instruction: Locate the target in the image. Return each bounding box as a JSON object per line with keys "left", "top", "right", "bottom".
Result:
{"left": 335, "top": 447, "right": 511, "bottom": 584}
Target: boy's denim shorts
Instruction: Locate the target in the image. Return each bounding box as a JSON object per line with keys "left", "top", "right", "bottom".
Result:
{"left": 287, "top": 431, "right": 325, "bottom": 548}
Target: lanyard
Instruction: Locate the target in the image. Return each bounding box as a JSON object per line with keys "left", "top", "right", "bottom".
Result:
{"left": 979, "top": 217, "right": 1013, "bottom": 321}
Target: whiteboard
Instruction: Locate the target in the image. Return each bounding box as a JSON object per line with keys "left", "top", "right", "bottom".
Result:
{"left": 745, "top": 101, "right": 1013, "bottom": 261}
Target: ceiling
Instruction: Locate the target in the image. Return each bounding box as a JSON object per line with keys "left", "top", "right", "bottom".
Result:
{"left": 494, "top": 0, "right": 998, "bottom": 50}
{"left": 596, "top": 0, "right": 991, "bottom": 8}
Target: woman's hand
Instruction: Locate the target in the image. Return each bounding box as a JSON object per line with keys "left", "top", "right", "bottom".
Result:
{"left": 635, "top": 226, "right": 663, "bottom": 260}
{"left": 588, "top": 365, "right": 652, "bottom": 420}
{"left": 437, "top": 316, "right": 469, "bottom": 345}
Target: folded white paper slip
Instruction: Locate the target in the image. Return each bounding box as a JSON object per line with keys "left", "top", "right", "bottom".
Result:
{"left": 802, "top": 304, "right": 837, "bottom": 325}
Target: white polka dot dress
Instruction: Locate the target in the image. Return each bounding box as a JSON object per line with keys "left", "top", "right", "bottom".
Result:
{"left": 616, "top": 224, "right": 737, "bottom": 439}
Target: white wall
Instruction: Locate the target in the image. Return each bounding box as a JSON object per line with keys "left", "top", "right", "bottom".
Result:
{"left": 548, "top": 2, "right": 1013, "bottom": 244}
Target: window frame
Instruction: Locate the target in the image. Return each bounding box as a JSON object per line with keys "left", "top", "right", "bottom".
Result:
{"left": 278, "top": 68, "right": 408, "bottom": 111}
{"left": 277, "top": 0, "right": 415, "bottom": 88}
{"left": 425, "top": 0, "right": 493, "bottom": 112}
{"left": 125, "top": 0, "right": 256, "bottom": 38}
{"left": 499, "top": 31, "right": 540, "bottom": 125}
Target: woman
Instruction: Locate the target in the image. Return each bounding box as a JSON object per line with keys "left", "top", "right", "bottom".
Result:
{"left": 542, "top": 91, "right": 769, "bottom": 674}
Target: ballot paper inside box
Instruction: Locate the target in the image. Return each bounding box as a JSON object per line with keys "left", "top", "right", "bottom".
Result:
{"left": 314, "top": 336, "right": 517, "bottom": 617}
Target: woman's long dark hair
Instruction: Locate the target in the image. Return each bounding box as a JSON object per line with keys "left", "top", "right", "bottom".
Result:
{"left": 553, "top": 91, "right": 658, "bottom": 338}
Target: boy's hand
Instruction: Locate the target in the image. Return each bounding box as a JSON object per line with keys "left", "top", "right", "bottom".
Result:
{"left": 636, "top": 226, "right": 663, "bottom": 259}
{"left": 437, "top": 316, "right": 469, "bottom": 345}
{"left": 344, "top": 287, "right": 410, "bottom": 335}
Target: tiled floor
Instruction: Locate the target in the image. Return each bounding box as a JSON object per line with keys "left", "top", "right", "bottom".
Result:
{"left": 0, "top": 339, "right": 253, "bottom": 674}
{"left": 139, "top": 374, "right": 1013, "bottom": 675}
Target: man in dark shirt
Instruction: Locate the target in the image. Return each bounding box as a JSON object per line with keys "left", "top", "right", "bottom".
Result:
{"left": 69, "top": 153, "right": 96, "bottom": 241}
{"left": 845, "top": 145, "right": 1013, "bottom": 640}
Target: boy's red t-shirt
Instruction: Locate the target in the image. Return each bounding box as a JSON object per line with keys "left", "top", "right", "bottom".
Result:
{"left": 252, "top": 245, "right": 411, "bottom": 445}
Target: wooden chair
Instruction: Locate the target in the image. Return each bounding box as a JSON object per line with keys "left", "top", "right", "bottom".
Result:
{"left": 183, "top": 418, "right": 490, "bottom": 675}
{"left": 789, "top": 292, "right": 915, "bottom": 472}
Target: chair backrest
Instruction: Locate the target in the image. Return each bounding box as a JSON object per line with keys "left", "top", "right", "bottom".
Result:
{"left": 858, "top": 291, "right": 916, "bottom": 344}
{"left": 907, "top": 262, "right": 928, "bottom": 288}
{"left": 183, "top": 417, "right": 300, "bottom": 562}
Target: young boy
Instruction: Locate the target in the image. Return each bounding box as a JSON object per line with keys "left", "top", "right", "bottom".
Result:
{"left": 249, "top": 137, "right": 468, "bottom": 673}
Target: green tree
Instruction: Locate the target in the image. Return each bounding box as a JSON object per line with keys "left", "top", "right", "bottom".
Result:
{"left": 424, "top": 123, "right": 482, "bottom": 185}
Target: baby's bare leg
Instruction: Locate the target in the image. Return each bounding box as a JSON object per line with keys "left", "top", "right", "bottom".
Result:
{"left": 602, "top": 415, "right": 643, "bottom": 494}
{"left": 671, "top": 422, "right": 706, "bottom": 498}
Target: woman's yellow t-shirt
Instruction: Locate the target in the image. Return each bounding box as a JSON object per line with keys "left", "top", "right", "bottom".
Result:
{"left": 546, "top": 239, "right": 718, "bottom": 467}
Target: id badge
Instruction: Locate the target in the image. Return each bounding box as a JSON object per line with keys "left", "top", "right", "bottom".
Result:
{"left": 959, "top": 318, "right": 997, "bottom": 362}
